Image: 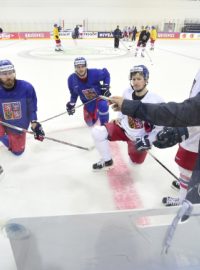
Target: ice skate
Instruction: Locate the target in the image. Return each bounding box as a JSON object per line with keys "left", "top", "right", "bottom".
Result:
{"left": 162, "top": 196, "right": 180, "bottom": 207}
{"left": 171, "top": 180, "right": 180, "bottom": 191}
{"left": 93, "top": 159, "right": 113, "bottom": 171}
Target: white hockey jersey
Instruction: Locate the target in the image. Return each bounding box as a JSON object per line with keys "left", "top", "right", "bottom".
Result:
{"left": 180, "top": 69, "right": 200, "bottom": 153}
{"left": 117, "top": 87, "right": 164, "bottom": 143}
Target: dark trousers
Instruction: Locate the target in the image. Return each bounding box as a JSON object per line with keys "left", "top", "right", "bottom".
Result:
{"left": 114, "top": 38, "right": 119, "bottom": 48}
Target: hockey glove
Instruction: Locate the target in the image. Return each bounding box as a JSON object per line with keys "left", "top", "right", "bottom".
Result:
{"left": 31, "top": 122, "right": 45, "bottom": 141}
{"left": 135, "top": 135, "right": 151, "bottom": 151}
{"left": 153, "top": 127, "right": 189, "bottom": 149}
{"left": 100, "top": 84, "right": 111, "bottom": 97}
{"left": 66, "top": 102, "right": 75, "bottom": 115}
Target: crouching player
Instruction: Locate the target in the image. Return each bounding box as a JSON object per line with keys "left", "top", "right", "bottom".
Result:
{"left": 0, "top": 60, "right": 45, "bottom": 155}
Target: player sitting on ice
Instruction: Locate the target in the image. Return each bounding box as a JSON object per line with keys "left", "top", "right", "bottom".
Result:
{"left": 66, "top": 57, "right": 111, "bottom": 126}
{"left": 91, "top": 65, "right": 164, "bottom": 170}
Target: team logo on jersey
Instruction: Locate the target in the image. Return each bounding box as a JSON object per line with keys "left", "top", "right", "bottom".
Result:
{"left": 144, "top": 121, "right": 154, "bottom": 132}
{"left": 82, "top": 88, "right": 97, "bottom": 100}
{"left": 142, "top": 35, "right": 148, "bottom": 41}
{"left": 128, "top": 116, "right": 143, "bottom": 129}
{"left": 2, "top": 102, "right": 22, "bottom": 120}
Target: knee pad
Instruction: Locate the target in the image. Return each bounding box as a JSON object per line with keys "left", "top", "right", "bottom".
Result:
{"left": 11, "top": 150, "right": 24, "bottom": 156}
{"left": 84, "top": 107, "right": 98, "bottom": 127}
{"left": 129, "top": 158, "right": 142, "bottom": 166}
{"left": 91, "top": 126, "right": 108, "bottom": 142}
{"left": 0, "top": 135, "right": 9, "bottom": 148}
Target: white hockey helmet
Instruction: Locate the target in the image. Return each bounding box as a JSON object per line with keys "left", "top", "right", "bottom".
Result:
{"left": 74, "top": 57, "right": 87, "bottom": 67}
{"left": 129, "top": 65, "right": 149, "bottom": 80}
{"left": 0, "top": 60, "right": 15, "bottom": 73}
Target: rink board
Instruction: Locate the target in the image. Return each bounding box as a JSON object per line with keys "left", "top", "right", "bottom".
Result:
{"left": 5, "top": 205, "right": 200, "bottom": 270}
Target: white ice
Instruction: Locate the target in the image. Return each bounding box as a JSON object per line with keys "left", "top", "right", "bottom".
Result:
{"left": 0, "top": 37, "right": 200, "bottom": 269}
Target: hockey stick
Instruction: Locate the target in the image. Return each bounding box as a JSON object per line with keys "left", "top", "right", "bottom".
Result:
{"left": 0, "top": 120, "right": 91, "bottom": 151}
{"left": 40, "top": 96, "right": 99, "bottom": 124}
{"left": 119, "top": 39, "right": 130, "bottom": 50}
{"left": 148, "top": 151, "right": 179, "bottom": 181}
{"left": 145, "top": 50, "right": 153, "bottom": 65}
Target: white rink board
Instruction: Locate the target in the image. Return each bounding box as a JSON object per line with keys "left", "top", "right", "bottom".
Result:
{"left": 5, "top": 205, "right": 200, "bottom": 270}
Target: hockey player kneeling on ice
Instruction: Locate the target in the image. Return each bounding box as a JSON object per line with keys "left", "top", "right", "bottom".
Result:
{"left": 153, "top": 127, "right": 190, "bottom": 206}
{"left": 153, "top": 69, "right": 200, "bottom": 206}
{"left": 66, "top": 57, "right": 111, "bottom": 127}
{"left": 91, "top": 65, "right": 164, "bottom": 170}
{"left": 0, "top": 60, "right": 45, "bottom": 156}
{"left": 109, "top": 68, "right": 200, "bottom": 208}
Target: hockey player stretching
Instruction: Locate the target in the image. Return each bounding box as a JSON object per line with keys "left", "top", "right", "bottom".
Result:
{"left": 91, "top": 65, "right": 164, "bottom": 170}
{"left": 135, "top": 26, "right": 150, "bottom": 57}
{"left": 66, "top": 57, "right": 111, "bottom": 126}
{"left": 0, "top": 60, "right": 45, "bottom": 155}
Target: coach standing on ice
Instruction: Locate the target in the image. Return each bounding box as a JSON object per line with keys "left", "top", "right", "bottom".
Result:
{"left": 113, "top": 25, "right": 122, "bottom": 49}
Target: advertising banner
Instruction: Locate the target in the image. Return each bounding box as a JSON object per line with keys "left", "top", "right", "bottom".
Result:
{"left": 0, "top": 32, "right": 50, "bottom": 40}
{"left": 0, "top": 32, "right": 19, "bottom": 39}
{"left": 59, "top": 31, "right": 98, "bottom": 39}
{"left": 20, "top": 32, "right": 50, "bottom": 39}
{"left": 157, "top": 32, "right": 180, "bottom": 39}
{"left": 98, "top": 32, "right": 114, "bottom": 38}
{"left": 82, "top": 31, "right": 98, "bottom": 38}
{"left": 180, "top": 33, "right": 200, "bottom": 40}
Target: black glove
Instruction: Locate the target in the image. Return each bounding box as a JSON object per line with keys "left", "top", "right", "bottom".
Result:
{"left": 66, "top": 102, "right": 75, "bottom": 115}
{"left": 135, "top": 135, "right": 151, "bottom": 151}
{"left": 55, "top": 35, "right": 59, "bottom": 39}
{"left": 100, "top": 84, "right": 111, "bottom": 97}
{"left": 153, "top": 127, "right": 189, "bottom": 149}
{"left": 31, "top": 122, "right": 45, "bottom": 141}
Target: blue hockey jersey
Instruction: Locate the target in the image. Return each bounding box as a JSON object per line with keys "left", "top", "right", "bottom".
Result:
{"left": 68, "top": 68, "right": 110, "bottom": 107}
{"left": 0, "top": 79, "right": 38, "bottom": 133}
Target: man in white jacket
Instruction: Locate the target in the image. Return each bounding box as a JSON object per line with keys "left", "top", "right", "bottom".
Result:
{"left": 91, "top": 65, "right": 164, "bottom": 170}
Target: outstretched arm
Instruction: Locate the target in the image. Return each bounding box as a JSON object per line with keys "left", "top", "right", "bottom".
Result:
{"left": 111, "top": 93, "right": 200, "bottom": 127}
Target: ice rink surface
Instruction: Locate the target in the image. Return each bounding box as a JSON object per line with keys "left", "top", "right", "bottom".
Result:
{"left": 0, "top": 37, "right": 200, "bottom": 269}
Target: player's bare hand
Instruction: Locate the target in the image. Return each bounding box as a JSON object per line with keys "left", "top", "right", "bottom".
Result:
{"left": 110, "top": 96, "right": 124, "bottom": 111}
